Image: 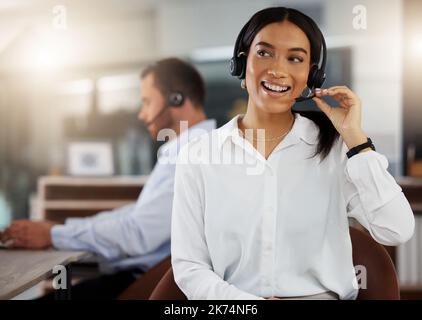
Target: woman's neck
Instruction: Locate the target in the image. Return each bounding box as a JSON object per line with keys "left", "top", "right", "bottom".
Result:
{"left": 239, "top": 105, "right": 295, "bottom": 139}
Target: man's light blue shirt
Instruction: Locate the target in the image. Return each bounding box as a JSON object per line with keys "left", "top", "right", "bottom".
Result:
{"left": 51, "top": 119, "right": 216, "bottom": 273}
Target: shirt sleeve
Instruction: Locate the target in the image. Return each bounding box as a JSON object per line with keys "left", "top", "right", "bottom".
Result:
{"left": 51, "top": 163, "right": 175, "bottom": 261}
{"left": 64, "top": 203, "right": 136, "bottom": 226}
{"left": 340, "top": 140, "right": 415, "bottom": 246}
{"left": 171, "top": 145, "right": 263, "bottom": 300}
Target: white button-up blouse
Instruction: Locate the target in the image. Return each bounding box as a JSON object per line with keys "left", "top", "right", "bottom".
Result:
{"left": 171, "top": 112, "right": 415, "bottom": 300}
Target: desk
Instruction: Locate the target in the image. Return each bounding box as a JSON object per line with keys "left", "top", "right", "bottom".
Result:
{"left": 0, "top": 250, "right": 91, "bottom": 300}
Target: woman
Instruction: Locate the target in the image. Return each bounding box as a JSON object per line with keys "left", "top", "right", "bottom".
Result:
{"left": 171, "top": 7, "right": 414, "bottom": 300}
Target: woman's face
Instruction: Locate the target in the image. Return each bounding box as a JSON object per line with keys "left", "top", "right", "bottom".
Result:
{"left": 245, "top": 20, "right": 311, "bottom": 113}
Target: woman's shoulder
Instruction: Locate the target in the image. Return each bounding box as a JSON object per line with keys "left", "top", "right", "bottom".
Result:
{"left": 178, "top": 117, "right": 239, "bottom": 161}
{"left": 176, "top": 129, "right": 218, "bottom": 165}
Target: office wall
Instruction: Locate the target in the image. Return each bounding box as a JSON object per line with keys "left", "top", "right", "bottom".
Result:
{"left": 155, "top": 0, "right": 267, "bottom": 58}
{"left": 0, "top": 16, "right": 156, "bottom": 73}
{"left": 402, "top": 0, "right": 422, "bottom": 174}
{"left": 325, "top": 0, "right": 403, "bottom": 175}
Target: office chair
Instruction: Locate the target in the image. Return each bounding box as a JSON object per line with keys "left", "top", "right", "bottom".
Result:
{"left": 116, "top": 256, "right": 171, "bottom": 300}
{"left": 149, "top": 227, "right": 400, "bottom": 300}
{"left": 350, "top": 226, "right": 400, "bottom": 299}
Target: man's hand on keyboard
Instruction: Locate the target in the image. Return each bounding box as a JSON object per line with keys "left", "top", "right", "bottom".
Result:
{"left": 0, "top": 220, "right": 56, "bottom": 250}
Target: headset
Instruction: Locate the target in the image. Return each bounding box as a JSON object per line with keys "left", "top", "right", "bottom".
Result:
{"left": 168, "top": 92, "right": 185, "bottom": 107}
{"left": 143, "top": 91, "right": 185, "bottom": 127}
{"left": 229, "top": 17, "right": 327, "bottom": 102}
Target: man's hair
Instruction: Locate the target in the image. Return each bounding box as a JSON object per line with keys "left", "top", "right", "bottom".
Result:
{"left": 141, "top": 58, "right": 206, "bottom": 108}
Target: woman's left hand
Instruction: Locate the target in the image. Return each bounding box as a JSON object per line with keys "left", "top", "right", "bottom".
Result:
{"left": 312, "top": 86, "right": 369, "bottom": 150}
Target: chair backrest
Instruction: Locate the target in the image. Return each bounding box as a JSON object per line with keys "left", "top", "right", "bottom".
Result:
{"left": 350, "top": 227, "right": 400, "bottom": 300}
{"left": 149, "top": 227, "right": 400, "bottom": 300}
{"left": 116, "top": 256, "right": 171, "bottom": 300}
{"left": 149, "top": 267, "right": 187, "bottom": 300}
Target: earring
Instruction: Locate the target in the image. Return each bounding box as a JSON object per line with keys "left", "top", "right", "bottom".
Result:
{"left": 241, "top": 79, "right": 247, "bottom": 90}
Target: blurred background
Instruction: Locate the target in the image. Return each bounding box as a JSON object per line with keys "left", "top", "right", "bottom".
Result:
{"left": 0, "top": 0, "right": 421, "bottom": 280}
{"left": 0, "top": 0, "right": 421, "bottom": 299}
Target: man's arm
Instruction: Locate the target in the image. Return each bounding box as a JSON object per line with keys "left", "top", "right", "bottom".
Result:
{"left": 51, "top": 171, "right": 174, "bottom": 259}
{"left": 1, "top": 163, "right": 175, "bottom": 258}
{"left": 0, "top": 203, "right": 137, "bottom": 250}
{"left": 64, "top": 203, "right": 137, "bottom": 226}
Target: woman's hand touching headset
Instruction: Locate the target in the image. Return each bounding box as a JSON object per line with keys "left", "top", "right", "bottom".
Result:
{"left": 312, "top": 86, "right": 371, "bottom": 151}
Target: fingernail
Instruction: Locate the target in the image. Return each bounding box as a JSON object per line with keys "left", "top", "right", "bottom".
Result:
{"left": 315, "top": 88, "right": 321, "bottom": 93}
{"left": 323, "top": 89, "right": 328, "bottom": 94}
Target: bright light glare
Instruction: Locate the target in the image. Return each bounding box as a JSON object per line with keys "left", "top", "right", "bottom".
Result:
{"left": 410, "top": 34, "right": 422, "bottom": 58}
{"left": 24, "top": 28, "right": 72, "bottom": 71}
{"left": 58, "top": 79, "right": 94, "bottom": 95}
{"left": 97, "top": 74, "right": 140, "bottom": 91}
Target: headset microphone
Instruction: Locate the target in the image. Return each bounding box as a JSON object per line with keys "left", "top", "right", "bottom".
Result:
{"left": 143, "top": 104, "right": 170, "bottom": 127}
{"left": 295, "top": 88, "right": 317, "bottom": 103}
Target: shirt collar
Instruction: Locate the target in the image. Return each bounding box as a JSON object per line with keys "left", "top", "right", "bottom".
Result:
{"left": 217, "top": 112, "right": 318, "bottom": 149}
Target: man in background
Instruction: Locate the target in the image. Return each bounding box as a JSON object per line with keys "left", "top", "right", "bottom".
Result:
{"left": 0, "top": 58, "right": 216, "bottom": 299}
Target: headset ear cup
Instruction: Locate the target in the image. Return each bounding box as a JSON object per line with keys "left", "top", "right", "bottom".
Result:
{"left": 168, "top": 92, "right": 184, "bottom": 107}
{"left": 229, "top": 57, "right": 239, "bottom": 77}
{"left": 314, "top": 70, "right": 326, "bottom": 89}
{"left": 238, "top": 55, "right": 246, "bottom": 79}
{"left": 307, "top": 64, "right": 319, "bottom": 89}
{"left": 230, "top": 56, "right": 246, "bottom": 79}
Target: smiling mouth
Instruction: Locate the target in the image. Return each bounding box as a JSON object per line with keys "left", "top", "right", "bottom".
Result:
{"left": 261, "top": 81, "right": 291, "bottom": 94}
